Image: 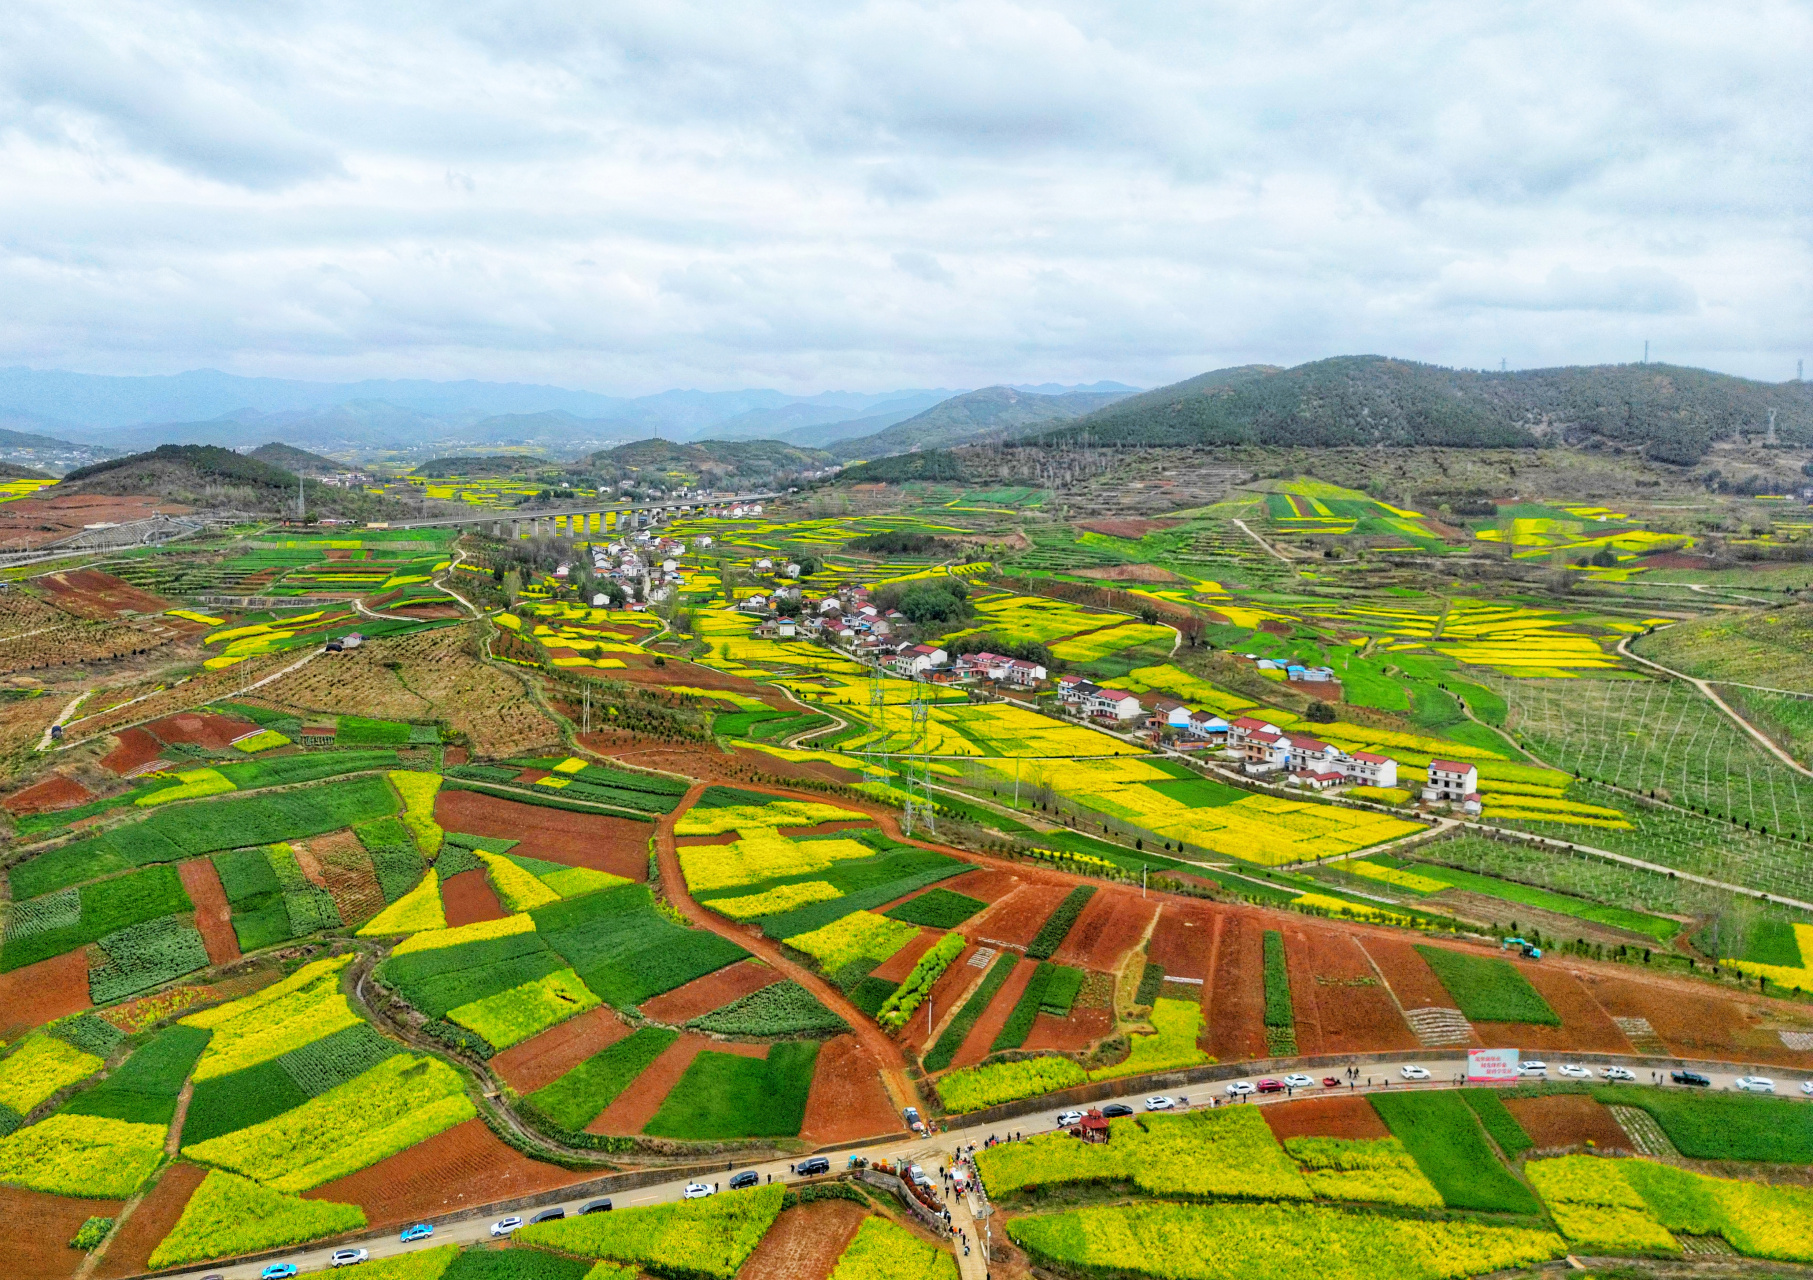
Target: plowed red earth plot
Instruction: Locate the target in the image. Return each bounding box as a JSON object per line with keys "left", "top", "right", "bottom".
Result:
{"left": 0, "top": 493, "right": 190, "bottom": 550}
{"left": 94, "top": 1162, "right": 206, "bottom": 1279}
{"left": 740, "top": 1199, "right": 869, "bottom": 1280}
{"left": 1283, "top": 928, "right": 1415, "bottom": 1057}
{"left": 587, "top": 1035, "right": 765, "bottom": 1135}
{"left": 440, "top": 869, "right": 508, "bottom": 927}
{"left": 1053, "top": 890, "right": 1156, "bottom": 970}
{"left": 1261, "top": 1094, "right": 1390, "bottom": 1142}
{"left": 1471, "top": 961, "right": 1632, "bottom": 1055}
{"left": 39, "top": 569, "right": 175, "bottom": 619}
{"left": 492, "top": 1005, "right": 632, "bottom": 1094}
{"left": 177, "top": 858, "right": 240, "bottom": 966}
{"left": 306, "top": 830, "right": 386, "bottom": 926}
{"left": 972, "top": 884, "right": 1071, "bottom": 949}
{"left": 2, "top": 774, "right": 94, "bottom": 814}
{"left": 640, "top": 959, "right": 784, "bottom": 1025}
{"left": 1504, "top": 1094, "right": 1632, "bottom": 1152}
{"left": 0, "top": 950, "right": 91, "bottom": 1039}
{"left": 1207, "top": 914, "right": 1267, "bottom": 1062}
{"left": 100, "top": 727, "right": 166, "bottom": 775}
{"left": 1357, "top": 937, "right": 1458, "bottom": 1011}
{"left": 802, "top": 1034, "right": 904, "bottom": 1145}
{"left": 435, "top": 789, "right": 650, "bottom": 879}
{"left": 1025, "top": 1004, "right": 1112, "bottom": 1051}
{"left": 145, "top": 711, "right": 259, "bottom": 750}
{"left": 871, "top": 931, "right": 941, "bottom": 983}
{"left": 941, "top": 866, "right": 1022, "bottom": 904}
{"left": 1577, "top": 972, "right": 1813, "bottom": 1069}
{"left": 952, "top": 957, "right": 1036, "bottom": 1069}
{"left": 304, "top": 1117, "right": 596, "bottom": 1228}
{"left": 1, "top": 1184, "right": 125, "bottom": 1280}
{"left": 1147, "top": 901, "right": 1219, "bottom": 980}
{"left": 899, "top": 944, "right": 984, "bottom": 1056}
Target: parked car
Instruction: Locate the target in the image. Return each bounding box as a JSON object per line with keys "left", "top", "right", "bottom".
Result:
{"left": 1145, "top": 1096, "right": 1177, "bottom": 1111}
{"left": 1519, "top": 1061, "right": 1549, "bottom": 1076}
{"left": 1322, "top": 1076, "right": 1342, "bottom": 1088}
{"left": 1601, "top": 1066, "right": 1635, "bottom": 1082}
{"left": 530, "top": 1208, "right": 566, "bottom": 1224}
{"left": 399, "top": 1224, "right": 433, "bottom": 1243}
{"left": 1802, "top": 1081, "right": 1813, "bottom": 1097}
{"left": 1256, "top": 1078, "right": 1285, "bottom": 1094}
{"left": 581, "top": 1198, "right": 613, "bottom": 1214}
{"left": 903, "top": 1106, "right": 926, "bottom": 1135}
{"left": 331, "top": 1249, "right": 368, "bottom": 1268}
{"left": 261, "top": 1268, "right": 299, "bottom": 1280}
{"left": 1671, "top": 1070, "right": 1711, "bottom": 1087}
{"left": 730, "top": 1170, "right": 760, "bottom": 1190}
{"left": 1281, "top": 1074, "right": 1314, "bottom": 1089}
{"left": 683, "top": 1183, "right": 715, "bottom": 1200}
{"left": 1735, "top": 1076, "right": 1776, "bottom": 1093}
{"left": 1225, "top": 1081, "right": 1255, "bottom": 1096}
{"left": 1400, "top": 1065, "right": 1431, "bottom": 1081}
{"left": 797, "top": 1156, "right": 831, "bottom": 1176}
{"left": 1101, "top": 1102, "right": 1135, "bottom": 1117}
{"left": 1056, "top": 1111, "right": 1085, "bottom": 1126}
{"left": 1558, "top": 1064, "right": 1592, "bottom": 1079}
{"left": 490, "top": 1216, "right": 523, "bottom": 1237}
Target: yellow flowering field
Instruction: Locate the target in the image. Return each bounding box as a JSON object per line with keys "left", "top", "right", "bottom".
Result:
{"left": 785, "top": 911, "right": 918, "bottom": 972}
{"left": 358, "top": 871, "right": 446, "bottom": 935}
{"left": 1343, "top": 860, "right": 1448, "bottom": 894}
{"left": 391, "top": 912, "right": 535, "bottom": 956}
{"left": 936, "top": 1056, "right": 1089, "bottom": 1113}
{"left": 185, "top": 955, "right": 361, "bottom": 1080}
{"left": 389, "top": 770, "right": 443, "bottom": 857}
{"left": 476, "top": 850, "right": 562, "bottom": 910}
{"left": 1283, "top": 1136, "right": 1443, "bottom": 1208}
{"left": 1089, "top": 998, "right": 1207, "bottom": 1081}
{"left": 680, "top": 831, "right": 877, "bottom": 893}
{"left": 705, "top": 880, "right": 844, "bottom": 920}
{"left": 1049, "top": 622, "right": 1176, "bottom": 663}
{"left": 0, "top": 1035, "right": 103, "bottom": 1116}
{"left": 675, "top": 798, "right": 867, "bottom": 836}
{"left": 1289, "top": 893, "right": 1415, "bottom": 925}
{"left": 137, "top": 767, "right": 236, "bottom": 805}
{"left": 1525, "top": 1156, "right": 1679, "bottom": 1256}
{"left": 0, "top": 1113, "right": 166, "bottom": 1197}
{"left": 830, "top": 1215, "right": 958, "bottom": 1280}
{"left": 447, "top": 968, "right": 601, "bottom": 1049}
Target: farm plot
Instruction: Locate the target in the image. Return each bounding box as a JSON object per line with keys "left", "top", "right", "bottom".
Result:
{"left": 1470, "top": 964, "right": 1632, "bottom": 1055}
{"left": 92, "top": 1162, "right": 208, "bottom": 1280}
{"left": 1370, "top": 1091, "right": 1541, "bottom": 1214}
{"left": 440, "top": 869, "right": 509, "bottom": 928}
{"left": 530, "top": 883, "right": 749, "bottom": 1010}
{"left": 1502, "top": 1094, "right": 1632, "bottom": 1152}
{"left": 739, "top": 1199, "right": 868, "bottom": 1280}
{"left": 2, "top": 863, "right": 193, "bottom": 976}
{"left": 1146, "top": 901, "right": 1219, "bottom": 980}
{"left": 1577, "top": 972, "right": 1813, "bottom": 1068}
{"left": 1051, "top": 889, "right": 1156, "bottom": 970}
{"left": 0, "top": 952, "right": 94, "bottom": 1040}
{"left": 644, "top": 1040, "right": 819, "bottom": 1139}
{"left": 1206, "top": 914, "right": 1268, "bottom": 1062}
{"left": 525, "top": 1027, "right": 677, "bottom": 1133}
{"left": 433, "top": 789, "right": 651, "bottom": 880}
{"left": 640, "top": 959, "right": 784, "bottom": 1026}
{"left": 970, "top": 883, "right": 1074, "bottom": 949}
{"left": 949, "top": 957, "right": 1038, "bottom": 1069}
{"left": 585, "top": 1034, "right": 759, "bottom": 1135}
{"left": 1413, "top": 945, "right": 1559, "bottom": 1026}
{"left": 0, "top": 1183, "right": 127, "bottom": 1280}
{"left": 1280, "top": 929, "right": 1416, "bottom": 1056}
{"left": 516, "top": 1182, "right": 783, "bottom": 1278}
{"left": 1262, "top": 1095, "right": 1392, "bottom": 1142}
{"left": 801, "top": 1034, "right": 901, "bottom": 1145}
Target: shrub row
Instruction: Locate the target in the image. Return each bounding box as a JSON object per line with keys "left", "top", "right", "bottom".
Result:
{"left": 1026, "top": 886, "right": 1096, "bottom": 960}
{"left": 923, "top": 954, "right": 1019, "bottom": 1072}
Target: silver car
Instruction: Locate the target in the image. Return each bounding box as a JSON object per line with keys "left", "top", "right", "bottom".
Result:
{"left": 1601, "top": 1066, "right": 1635, "bottom": 1081}
{"left": 490, "top": 1217, "right": 523, "bottom": 1238}
{"left": 1225, "top": 1081, "right": 1255, "bottom": 1096}
{"left": 331, "top": 1249, "right": 368, "bottom": 1268}
{"left": 1281, "top": 1074, "right": 1314, "bottom": 1089}
{"left": 1734, "top": 1076, "right": 1775, "bottom": 1093}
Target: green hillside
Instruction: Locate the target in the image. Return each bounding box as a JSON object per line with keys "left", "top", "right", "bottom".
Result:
{"left": 828, "top": 386, "right": 1130, "bottom": 461}
{"left": 59, "top": 444, "right": 411, "bottom": 519}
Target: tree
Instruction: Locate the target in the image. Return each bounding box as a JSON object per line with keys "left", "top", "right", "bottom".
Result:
{"left": 1306, "top": 701, "right": 1337, "bottom": 723}
{"left": 898, "top": 583, "right": 967, "bottom": 625}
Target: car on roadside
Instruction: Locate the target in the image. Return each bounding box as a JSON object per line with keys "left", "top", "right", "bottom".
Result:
{"left": 530, "top": 1208, "right": 565, "bottom": 1224}
{"left": 1322, "top": 1076, "right": 1342, "bottom": 1088}
{"left": 1519, "top": 1061, "right": 1549, "bottom": 1076}
{"left": 1400, "top": 1065, "right": 1431, "bottom": 1081}
{"left": 683, "top": 1183, "right": 715, "bottom": 1200}
{"left": 1558, "top": 1064, "right": 1592, "bottom": 1079}
{"left": 261, "top": 1267, "right": 299, "bottom": 1280}
{"left": 1102, "top": 1102, "right": 1135, "bottom": 1116}
{"left": 1672, "top": 1070, "right": 1711, "bottom": 1087}
{"left": 490, "top": 1216, "right": 523, "bottom": 1237}
{"left": 797, "top": 1157, "right": 831, "bottom": 1176}
{"left": 1735, "top": 1076, "right": 1776, "bottom": 1093}
{"left": 1282, "top": 1074, "right": 1314, "bottom": 1089}
{"left": 400, "top": 1224, "right": 433, "bottom": 1243}
{"left": 331, "top": 1249, "right": 368, "bottom": 1268}
{"left": 1225, "top": 1081, "right": 1255, "bottom": 1097}
{"left": 1056, "top": 1111, "right": 1085, "bottom": 1126}
{"left": 1802, "top": 1081, "right": 1813, "bottom": 1097}
{"left": 1145, "top": 1096, "right": 1177, "bottom": 1111}
{"left": 1256, "top": 1078, "right": 1285, "bottom": 1094}
{"left": 1601, "top": 1066, "right": 1635, "bottom": 1082}
{"left": 730, "top": 1170, "right": 760, "bottom": 1190}
{"left": 582, "top": 1198, "right": 613, "bottom": 1214}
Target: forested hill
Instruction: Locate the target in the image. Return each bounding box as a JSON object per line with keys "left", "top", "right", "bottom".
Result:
{"left": 1033, "top": 357, "right": 1813, "bottom": 462}
{"left": 828, "top": 386, "right": 1132, "bottom": 461}
{"left": 59, "top": 444, "right": 412, "bottom": 519}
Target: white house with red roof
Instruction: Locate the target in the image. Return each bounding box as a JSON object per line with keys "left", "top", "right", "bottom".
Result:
{"left": 1346, "top": 750, "right": 1398, "bottom": 788}
{"left": 1084, "top": 687, "right": 1143, "bottom": 722}
{"left": 1422, "top": 759, "right": 1479, "bottom": 803}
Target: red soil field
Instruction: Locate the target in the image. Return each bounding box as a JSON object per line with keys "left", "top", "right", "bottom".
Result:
{"left": 871, "top": 931, "right": 942, "bottom": 984}
{"left": 0, "top": 950, "right": 91, "bottom": 1040}
{"left": 144, "top": 711, "right": 260, "bottom": 750}
{"left": 899, "top": 944, "right": 985, "bottom": 1057}
{"left": 801, "top": 1034, "right": 904, "bottom": 1145}
{"left": 0, "top": 493, "right": 192, "bottom": 550}
{"left": 587, "top": 1035, "right": 765, "bottom": 1136}
{"left": 177, "top": 858, "right": 241, "bottom": 966}
{"left": 94, "top": 1162, "right": 206, "bottom": 1279}
{"left": 1076, "top": 518, "right": 1183, "bottom": 538}
{"left": 1025, "top": 1004, "right": 1113, "bottom": 1052}
{"left": 951, "top": 957, "right": 1036, "bottom": 1070}
{"left": 304, "top": 830, "right": 386, "bottom": 927}
{"left": 1357, "top": 937, "right": 1457, "bottom": 1011}
{"left": 490, "top": 1005, "right": 632, "bottom": 1095}
{"left": 0, "top": 1184, "right": 126, "bottom": 1280}
{"left": 100, "top": 727, "right": 166, "bottom": 775}
{"left": 1146, "top": 901, "right": 1219, "bottom": 980}
{"left": 38, "top": 569, "right": 175, "bottom": 619}
{"left": 1471, "top": 960, "right": 1633, "bottom": 1055}
{"left": 1576, "top": 972, "right": 1813, "bottom": 1069}
{"left": 640, "top": 959, "right": 784, "bottom": 1025}
{"left": 440, "top": 869, "right": 508, "bottom": 927}
{"left": 443, "top": 745, "right": 469, "bottom": 766}
{"left": 1503, "top": 1094, "right": 1632, "bottom": 1152}
{"left": 739, "top": 1200, "right": 869, "bottom": 1280}
{"left": 1206, "top": 914, "right": 1267, "bottom": 1062}
{"left": 434, "top": 789, "right": 650, "bottom": 880}
{"left": 941, "top": 867, "right": 1023, "bottom": 904}
{"left": 2, "top": 773, "right": 94, "bottom": 814}
{"left": 304, "top": 1118, "right": 596, "bottom": 1228}
{"left": 971, "top": 883, "right": 1071, "bottom": 949}
{"left": 1261, "top": 1094, "right": 1391, "bottom": 1141}
{"left": 1052, "top": 890, "right": 1157, "bottom": 971}
{"left": 1282, "top": 929, "right": 1416, "bottom": 1057}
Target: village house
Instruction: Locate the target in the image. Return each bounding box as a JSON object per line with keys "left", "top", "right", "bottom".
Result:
{"left": 1422, "top": 759, "right": 1480, "bottom": 803}
{"left": 1084, "top": 687, "right": 1143, "bottom": 723}
{"left": 1185, "top": 711, "right": 1230, "bottom": 742}
{"left": 1240, "top": 730, "right": 1292, "bottom": 773}
{"left": 1346, "top": 751, "right": 1398, "bottom": 788}
{"left": 1142, "top": 695, "right": 1191, "bottom": 730}
{"left": 1227, "top": 715, "right": 1284, "bottom": 746}
{"left": 891, "top": 643, "right": 948, "bottom": 675}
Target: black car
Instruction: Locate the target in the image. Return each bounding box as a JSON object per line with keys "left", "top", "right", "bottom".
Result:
{"left": 729, "top": 1170, "right": 760, "bottom": 1190}
{"left": 797, "top": 1156, "right": 831, "bottom": 1176}
{"left": 1671, "top": 1070, "right": 1712, "bottom": 1087}
{"left": 530, "top": 1207, "right": 566, "bottom": 1224}
{"left": 581, "top": 1199, "right": 613, "bottom": 1214}
{"left": 1101, "top": 1103, "right": 1134, "bottom": 1118}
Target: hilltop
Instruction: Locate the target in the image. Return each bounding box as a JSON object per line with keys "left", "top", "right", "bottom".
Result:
{"left": 58, "top": 444, "right": 413, "bottom": 519}
{"left": 249, "top": 441, "right": 353, "bottom": 475}
{"left": 578, "top": 437, "right": 829, "bottom": 486}
{"left": 1034, "top": 357, "right": 1813, "bottom": 462}
{"left": 828, "top": 385, "right": 1133, "bottom": 461}
{"left": 414, "top": 453, "right": 549, "bottom": 478}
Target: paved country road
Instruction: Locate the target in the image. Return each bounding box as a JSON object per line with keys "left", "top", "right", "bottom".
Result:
{"left": 158, "top": 1054, "right": 1813, "bottom": 1280}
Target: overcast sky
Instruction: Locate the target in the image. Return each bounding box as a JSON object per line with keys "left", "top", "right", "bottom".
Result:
{"left": 2, "top": 0, "right": 1807, "bottom": 393}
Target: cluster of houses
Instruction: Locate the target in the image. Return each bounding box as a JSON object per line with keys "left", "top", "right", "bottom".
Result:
{"left": 579, "top": 532, "right": 688, "bottom": 605}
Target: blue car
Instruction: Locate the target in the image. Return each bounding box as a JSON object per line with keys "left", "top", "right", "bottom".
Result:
{"left": 260, "top": 1267, "right": 299, "bottom": 1280}
{"left": 400, "top": 1224, "right": 434, "bottom": 1243}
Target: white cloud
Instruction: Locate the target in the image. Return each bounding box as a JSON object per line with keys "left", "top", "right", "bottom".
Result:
{"left": 0, "top": 0, "right": 1805, "bottom": 390}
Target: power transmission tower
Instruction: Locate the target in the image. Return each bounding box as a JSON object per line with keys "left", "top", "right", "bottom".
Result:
{"left": 901, "top": 673, "right": 936, "bottom": 837}
{"left": 867, "top": 659, "right": 890, "bottom": 793}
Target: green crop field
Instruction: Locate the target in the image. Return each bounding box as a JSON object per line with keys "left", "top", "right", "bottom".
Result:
{"left": 1370, "top": 1091, "right": 1541, "bottom": 1214}
{"left": 1414, "top": 945, "right": 1561, "bottom": 1025}
{"left": 642, "top": 1041, "right": 818, "bottom": 1139}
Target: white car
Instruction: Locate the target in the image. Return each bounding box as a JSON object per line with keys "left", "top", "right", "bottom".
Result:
{"left": 1281, "top": 1074, "right": 1314, "bottom": 1089}
{"left": 1800, "top": 1081, "right": 1813, "bottom": 1097}
{"left": 1055, "top": 1111, "right": 1085, "bottom": 1126}
{"left": 1225, "top": 1081, "right": 1256, "bottom": 1096}
{"left": 683, "top": 1182, "right": 715, "bottom": 1200}
{"left": 1602, "top": 1066, "right": 1635, "bottom": 1081}
{"left": 1735, "top": 1076, "right": 1776, "bottom": 1093}
{"left": 1145, "top": 1096, "right": 1177, "bottom": 1111}
{"left": 1520, "top": 1061, "right": 1549, "bottom": 1075}
{"left": 1558, "top": 1064, "right": 1592, "bottom": 1079}
{"left": 490, "top": 1217, "right": 523, "bottom": 1238}
{"left": 1400, "top": 1065, "right": 1431, "bottom": 1081}
{"left": 331, "top": 1250, "right": 368, "bottom": 1269}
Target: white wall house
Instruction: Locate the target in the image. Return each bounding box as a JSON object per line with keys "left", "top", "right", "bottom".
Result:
{"left": 1423, "top": 759, "right": 1480, "bottom": 802}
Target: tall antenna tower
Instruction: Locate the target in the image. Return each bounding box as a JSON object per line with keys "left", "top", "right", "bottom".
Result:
{"left": 900, "top": 673, "right": 936, "bottom": 837}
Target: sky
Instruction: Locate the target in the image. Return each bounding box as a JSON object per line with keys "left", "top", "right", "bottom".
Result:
{"left": 1, "top": 0, "right": 1808, "bottom": 393}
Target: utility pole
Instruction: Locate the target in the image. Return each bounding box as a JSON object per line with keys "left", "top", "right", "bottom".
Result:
{"left": 1643, "top": 340, "right": 1649, "bottom": 365}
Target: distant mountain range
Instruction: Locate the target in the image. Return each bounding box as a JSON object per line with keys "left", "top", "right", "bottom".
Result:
{"left": 826, "top": 386, "right": 1136, "bottom": 461}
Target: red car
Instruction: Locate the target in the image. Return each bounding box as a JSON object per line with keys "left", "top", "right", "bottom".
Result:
{"left": 1256, "top": 1078, "right": 1285, "bottom": 1094}
{"left": 1322, "top": 1076, "right": 1342, "bottom": 1088}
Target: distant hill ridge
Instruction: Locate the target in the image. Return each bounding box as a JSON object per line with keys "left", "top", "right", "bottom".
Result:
{"left": 249, "top": 441, "right": 352, "bottom": 475}
{"left": 59, "top": 444, "right": 411, "bottom": 519}
{"left": 827, "top": 385, "right": 1135, "bottom": 461}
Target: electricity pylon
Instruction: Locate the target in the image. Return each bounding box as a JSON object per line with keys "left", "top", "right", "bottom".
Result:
{"left": 901, "top": 673, "right": 936, "bottom": 837}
